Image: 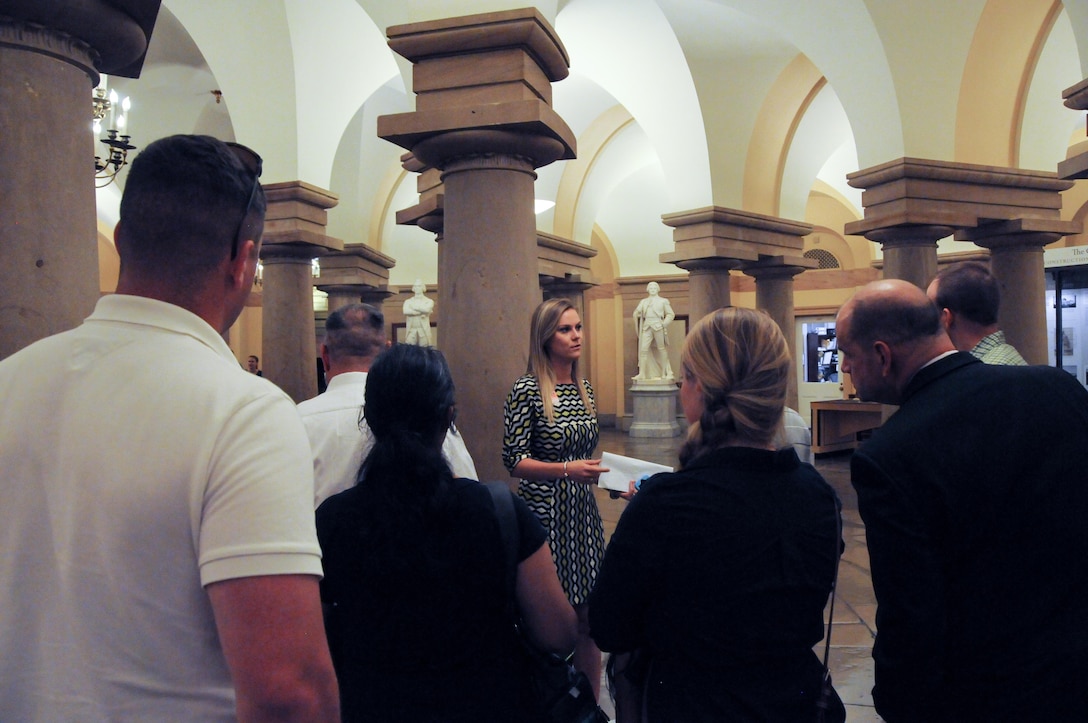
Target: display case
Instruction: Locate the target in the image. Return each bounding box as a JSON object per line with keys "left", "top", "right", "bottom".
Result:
{"left": 1045, "top": 248, "right": 1088, "bottom": 390}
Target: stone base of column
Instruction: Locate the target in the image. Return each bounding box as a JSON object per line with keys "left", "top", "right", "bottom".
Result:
{"left": 628, "top": 380, "right": 682, "bottom": 438}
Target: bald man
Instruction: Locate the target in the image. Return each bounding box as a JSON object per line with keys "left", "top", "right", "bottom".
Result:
{"left": 837, "top": 279, "right": 1088, "bottom": 722}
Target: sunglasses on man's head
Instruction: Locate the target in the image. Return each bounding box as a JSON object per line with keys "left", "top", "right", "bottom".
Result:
{"left": 225, "top": 142, "right": 264, "bottom": 260}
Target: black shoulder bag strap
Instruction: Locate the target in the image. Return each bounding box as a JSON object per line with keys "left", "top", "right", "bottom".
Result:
{"left": 486, "top": 481, "right": 519, "bottom": 598}
{"left": 815, "top": 500, "right": 843, "bottom": 722}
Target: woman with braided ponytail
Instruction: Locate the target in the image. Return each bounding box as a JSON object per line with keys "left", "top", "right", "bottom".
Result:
{"left": 589, "top": 307, "right": 845, "bottom": 722}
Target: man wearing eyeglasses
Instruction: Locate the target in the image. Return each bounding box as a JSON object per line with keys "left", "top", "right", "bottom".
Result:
{"left": 0, "top": 135, "right": 339, "bottom": 721}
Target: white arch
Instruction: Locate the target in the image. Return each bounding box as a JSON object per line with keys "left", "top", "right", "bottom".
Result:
{"left": 557, "top": 0, "right": 713, "bottom": 209}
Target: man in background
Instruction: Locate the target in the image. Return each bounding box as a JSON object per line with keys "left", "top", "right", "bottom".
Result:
{"left": 837, "top": 279, "right": 1088, "bottom": 722}
{"left": 299, "top": 302, "right": 478, "bottom": 506}
{"left": 246, "top": 353, "right": 262, "bottom": 375}
{"left": 926, "top": 260, "right": 1028, "bottom": 365}
{"left": 0, "top": 135, "right": 338, "bottom": 721}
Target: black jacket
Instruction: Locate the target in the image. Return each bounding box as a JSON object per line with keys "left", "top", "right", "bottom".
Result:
{"left": 853, "top": 352, "right": 1088, "bottom": 722}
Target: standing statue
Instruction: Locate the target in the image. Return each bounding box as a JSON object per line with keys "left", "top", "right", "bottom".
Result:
{"left": 402, "top": 280, "right": 434, "bottom": 346}
{"left": 633, "top": 281, "right": 675, "bottom": 380}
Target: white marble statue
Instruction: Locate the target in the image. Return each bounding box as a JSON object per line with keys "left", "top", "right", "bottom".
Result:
{"left": 633, "top": 281, "right": 675, "bottom": 380}
{"left": 403, "top": 280, "right": 434, "bottom": 346}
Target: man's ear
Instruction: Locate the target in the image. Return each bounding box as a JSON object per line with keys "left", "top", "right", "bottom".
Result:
{"left": 874, "top": 341, "right": 893, "bottom": 375}
{"left": 939, "top": 307, "right": 954, "bottom": 331}
{"left": 228, "top": 238, "right": 257, "bottom": 290}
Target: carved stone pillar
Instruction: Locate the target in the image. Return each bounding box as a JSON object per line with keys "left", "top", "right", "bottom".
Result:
{"left": 679, "top": 260, "right": 741, "bottom": 325}
{"left": 0, "top": 2, "right": 159, "bottom": 360}
{"left": 378, "top": 8, "right": 576, "bottom": 483}
{"left": 867, "top": 226, "right": 951, "bottom": 290}
{"left": 316, "top": 244, "right": 395, "bottom": 313}
{"left": 957, "top": 220, "right": 1079, "bottom": 364}
{"left": 662, "top": 207, "right": 812, "bottom": 325}
{"left": 743, "top": 259, "right": 814, "bottom": 411}
{"left": 846, "top": 158, "right": 1072, "bottom": 290}
{"left": 261, "top": 181, "right": 343, "bottom": 402}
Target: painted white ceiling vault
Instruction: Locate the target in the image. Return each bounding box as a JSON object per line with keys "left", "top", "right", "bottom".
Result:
{"left": 97, "top": 0, "right": 1088, "bottom": 286}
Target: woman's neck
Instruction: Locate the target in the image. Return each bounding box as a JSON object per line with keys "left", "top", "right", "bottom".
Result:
{"left": 550, "top": 360, "right": 574, "bottom": 384}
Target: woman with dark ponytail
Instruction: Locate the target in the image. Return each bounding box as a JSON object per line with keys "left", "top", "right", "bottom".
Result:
{"left": 317, "top": 344, "right": 576, "bottom": 722}
{"left": 589, "top": 308, "right": 846, "bottom": 722}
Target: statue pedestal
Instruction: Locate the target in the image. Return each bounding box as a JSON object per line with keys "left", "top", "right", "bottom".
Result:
{"left": 628, "top": 379, "right": 682, "bottom": 438}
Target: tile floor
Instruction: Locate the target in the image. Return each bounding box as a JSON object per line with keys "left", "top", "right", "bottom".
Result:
{"left": 591, "top": 428, "right": 881, "bottom": 722}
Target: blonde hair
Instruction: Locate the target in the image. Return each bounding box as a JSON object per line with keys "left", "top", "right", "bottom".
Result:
{"left": 678, "top": 307, "right": 790, "bottom": 468}
{"left": 526, "top": 298, "right": 595, "bottom": 422}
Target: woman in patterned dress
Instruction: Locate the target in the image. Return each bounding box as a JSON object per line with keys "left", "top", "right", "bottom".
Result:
{"left": 503, "top": 297, "right": 609, "bottom": 698}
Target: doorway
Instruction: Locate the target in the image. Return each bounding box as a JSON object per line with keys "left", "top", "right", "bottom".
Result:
{"left": 796, "top": 316, "right": 843, "bottom": 423}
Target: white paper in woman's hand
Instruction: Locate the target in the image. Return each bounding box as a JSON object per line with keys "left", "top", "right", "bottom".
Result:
{"left": 597, "top": 452, "right": 673, "bottom": 492}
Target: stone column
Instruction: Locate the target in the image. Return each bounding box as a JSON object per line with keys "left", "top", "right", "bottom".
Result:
{"left": 866, "top": 226, "right": 951, "bottom": 289}
{"left": 316, "top": 244, "right": 395, "bottom": 313}
{"left": 957, "top": 220, "right": 1078, "bottom": 364}
{"left": 845, "top": 158, "right": 1072, "bottom": 290}
{"left": 680, "top": 260, "right": 740, "bottom": 325}
{"left": 743, "top": 258, "right": 815, "bottom": 411}
{"left": 0, "top": 3, "right": 158, "bottom": 360}
{"left": 378, "top": 9, "right": 576, "bottom": 483}
{"left": 358, "top": 287, "right": 395, "bottom": 313}
{"left": 261, "top": 181, "right": 343, "bottom": 402}
{"left": 661, "top": 207, "right": 812, "bottom": 325}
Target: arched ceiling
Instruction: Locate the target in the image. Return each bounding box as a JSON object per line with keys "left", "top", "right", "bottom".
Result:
{"left": 98, "top": 0, "right": 1087, "bottom": 284}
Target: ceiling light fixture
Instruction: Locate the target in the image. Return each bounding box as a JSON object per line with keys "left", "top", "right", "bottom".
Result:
{"left": 92, "top": 75, "right": 136, "bottom": 188}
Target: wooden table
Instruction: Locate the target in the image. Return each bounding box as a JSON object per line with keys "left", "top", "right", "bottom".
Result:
{"left": 810, "top": 399, "right": 889, "bottom": 454}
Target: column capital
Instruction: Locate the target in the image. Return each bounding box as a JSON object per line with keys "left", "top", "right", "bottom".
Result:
{"left": 0, "top": 0, "right": 159, "bottom": 77}
{"left": 319, "top": 285, "right": 394, "bottom": 303}
{"left": 411, "top": 127, "right": 570, "bottom": 171}
{"left": 865, "top": 225, "right": 956, "bottom": 247}
{"left": 660, "top": 206, "right": 812, "bottom": 267}
{"left": 0, "top": 18, "right": 97, "bottom": 78}
{"left": 387, "top": 8, "right": 569, "bottom": 81}
{"left": 396, "top": 193, "right": 445, "bottom": 235}
{"left": 741, "top": 255, "right": 817, "bottom": 280}
{"left": 955, "top": 217, "right": 1081, "bottom": 250}
{"left": 1062, "top": 76, "right": 1088, "bottom": 111}
{"left": 1058, "top": 77, "right": 1088, "bottom": 180}
{"left": 537, "top": 231, "right": 597, "bottom": 284}
{"left": 394, "top": 155, "right": 445, "bottom": 233}
{"left": 315, "top": 244, "right": 395, "bottom": 291}
{"left": 378, "top": 8, "right": 575, "bottom": 169}
{"left": 261, "top": 180, "right": 344, "bottom": 257}
{"left": 674, "top": 258, "right": 746, "bottom": 273}
{"left": 845, "top": 157, "right": 1074, "bottom": 238}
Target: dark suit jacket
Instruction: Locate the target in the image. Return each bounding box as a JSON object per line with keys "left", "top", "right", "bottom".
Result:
{"left": 852, "top": 352, "right": 1088, "bottom": 722}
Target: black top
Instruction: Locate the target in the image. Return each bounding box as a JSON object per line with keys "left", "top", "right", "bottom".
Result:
{"left": 316, "top": 477, "right": 548, "bottom": 722}
{"left": 853, "top": 353, "right": 1088, "bottom": 722}
{"left": 589, "top": 447, "right": 844, "bottom": 722}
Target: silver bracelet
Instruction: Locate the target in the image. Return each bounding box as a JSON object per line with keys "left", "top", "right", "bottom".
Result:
{"left": 563, "top": 461, "right": 569, "bottom": 479}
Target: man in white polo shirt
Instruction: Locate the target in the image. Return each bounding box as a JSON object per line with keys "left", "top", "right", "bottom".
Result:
{"left": 299, "top": 302, "right": 478, "bottom": 506}
{"left": 0, "top": 135, "right": 338, "bottom": 721}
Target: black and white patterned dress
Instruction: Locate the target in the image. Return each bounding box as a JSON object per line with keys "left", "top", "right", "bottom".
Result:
{"left": 502, "top": 375, "right": 604, "bottom": 606}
